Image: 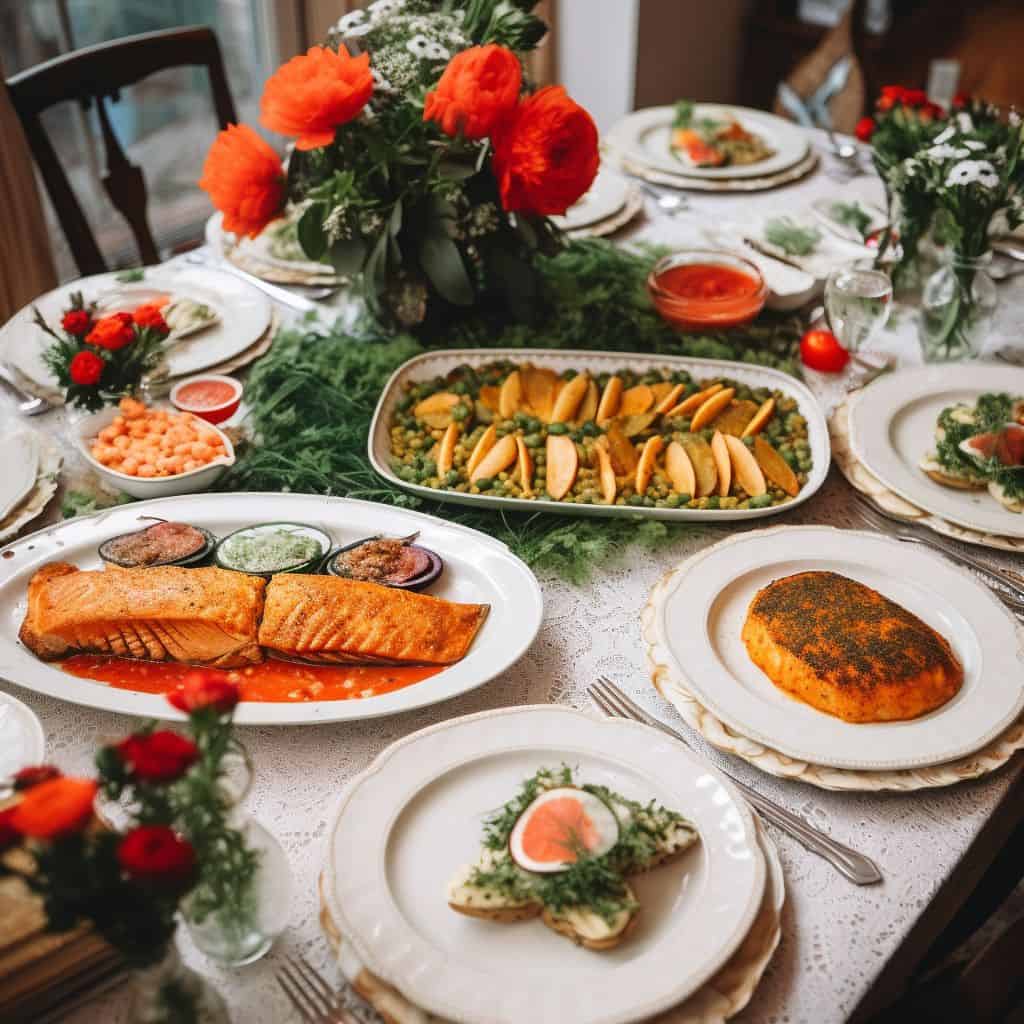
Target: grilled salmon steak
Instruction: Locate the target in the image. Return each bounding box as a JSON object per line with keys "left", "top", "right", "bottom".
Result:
{"left": 258, "top": 574, "right": 488, "bottom": 665}
{"left": 741, "top": 571, "right": 963, "bottom": 723}
{"left": 20, "top": 563, "right": 265, "bottom": 668}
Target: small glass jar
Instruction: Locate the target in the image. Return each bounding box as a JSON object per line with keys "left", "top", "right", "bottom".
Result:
{"left": 130, "top": 943, "right": 229, "bottom": 1024}
{"left": 919, "top": 251, "right": 997, "bottom": 362}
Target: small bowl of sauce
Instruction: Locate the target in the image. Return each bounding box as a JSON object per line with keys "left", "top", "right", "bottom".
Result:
{"left": 171, "top": 374, "right": 242, "bottom": 424}
{"left": 648, "top": 250, "right": 767, "bottom": 330}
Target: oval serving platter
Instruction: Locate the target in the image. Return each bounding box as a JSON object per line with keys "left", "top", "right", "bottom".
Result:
{"left": 0, "top": 494, "right": 542, "bottom": 726}
{"left": 368, "top": 348, "right": 830, "bottom": 522}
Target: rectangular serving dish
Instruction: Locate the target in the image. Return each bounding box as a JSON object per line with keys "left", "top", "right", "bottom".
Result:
{"left": 368, "top": 348, "right": 830, "bottom": 522}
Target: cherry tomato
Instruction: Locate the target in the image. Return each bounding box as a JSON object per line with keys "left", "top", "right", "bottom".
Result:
{"left": 800, "top": 329, "right": 850, "bottom": 373}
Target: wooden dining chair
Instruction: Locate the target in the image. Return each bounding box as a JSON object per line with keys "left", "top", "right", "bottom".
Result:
{"left": 5, "top": 25, "right": 237, "bottom": 278}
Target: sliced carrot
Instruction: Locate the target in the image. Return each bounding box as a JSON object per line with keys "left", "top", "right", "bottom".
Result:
{"left": 663, "top": 383, "right": 723, "bottom": 421}
{"left": 596, "top": 376, "right": 623, "bottom": 423}
{"left": 690, "top": 388, "right": 736, "bottom": 431}
{"left": 741, "top": 397, "right": 776, "bottom": 437}
{"left": 437, "top": 422, "right": 458, "bottom": 477}
{"left": 654, "top": 383, "right": 686, "bottom": 416}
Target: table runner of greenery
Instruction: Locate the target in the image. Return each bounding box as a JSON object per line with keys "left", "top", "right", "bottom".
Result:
{"left": 215, "top": 242, "right": 802, "bottom": 582}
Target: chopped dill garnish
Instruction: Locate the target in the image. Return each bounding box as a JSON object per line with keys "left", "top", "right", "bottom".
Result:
{"left": 763, "top": 217, "right": 822, "bottom": 257}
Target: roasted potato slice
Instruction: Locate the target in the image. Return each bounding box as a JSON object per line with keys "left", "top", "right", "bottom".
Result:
{"left": 467, "top": 424, "right": 497, "bottom": 477}
{"left": 604, "top": 423, "right": 639, "bottom": 476}
{"left": 596, "top": 376, "right": 623, "bottom": 423}
{"left": 470, "top": 434, "right": 517, "bottom": 483}
{"left": 437, "top": 422, "right": 459, "bottom": 477}
{"left": 594, "top": 441, "right": 617, "bottom": 504}
{"left": 710, "top": 399, "right": 759, "bottom": 437}
{"left": 522, "top": 367, "right": 559, "bottom": 421}
{"left": 690, "top": 388, "right": 736, "bottom": 431}
{"left": 635, "top": 436, "right": 664, "bottom": 494}
{"left": 724, "top": 435, "right": 767, "bottom": 496}
{"left": 753, "top": 436, "right": 799, "bottom": 496}
{"left": 710, "top": 431, "right": 731, "bottom": 497}
{"left": 546, "top": 435, "right": 579, "bottom": 499}
{"left": 741, "top": 397, "right": 776, "bottom": 437}
{"left": 663, "top": 383, "right": 723, "bottom": 421}
{"left": 618, "top": 411, "right": 658, "bottom": 438}
{"left": 551, "top": 372, "right": 590, "bottom": 424}
{"left": 665, "top": 441, "right": 696, "bottom": 496}
{"left": 515, "top": 435, "right": 535, "bottom": 495}
{"left": 576, "top": 378, "right": 599, "bottom": 424}
{"left": 619, "top": 384, "right": 654, "bottom": 416}
{"left": 681, "top": 434, "right": 717, "bottom": 498}
{"left": 499, "top": 371, "right": 523, "bottom": 419}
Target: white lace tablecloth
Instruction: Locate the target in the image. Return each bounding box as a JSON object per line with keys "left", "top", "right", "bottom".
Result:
{"left": 4, "top": 135, "right": 1024, "bottom": 1024}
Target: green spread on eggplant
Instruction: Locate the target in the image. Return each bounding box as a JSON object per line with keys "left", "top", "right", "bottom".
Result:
{"left": 467, "top": 766, "right": 688, "bottom": 924}
{"left": 219, "top": 528, "right": 321, "bottom": 573}
{"left": 934, "top": 392, "right": 1022, "bottom": 495}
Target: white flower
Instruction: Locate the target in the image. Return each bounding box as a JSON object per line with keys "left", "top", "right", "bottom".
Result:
{"left": 926, "top": 143, "right": 970, "bottom": 161}
{"left": 406, "top": 34, "right": 431, "bottom": 58}
{"left": 934, "top": 125, "right": 956, "bottom": 144}
{"left": 945, "top": 159, "right": 1000, "bottom": 189}
{"left": 962, "top": 139, "right": 986, "bottom": 151}
{"left": 423, "top": 40, "right": 450, "bottom": 61}
{"left": 956, "top": 111, "right": 974, "bottom": 133}
{"left": 369, "top": 0, "right": 404, "bottom": 22}
{"left": 1011, "top": 110, "right": 1022, "bottom": 127}
{"left": 371, "top": 67, "right": 393, "bottom": 93}
{"left": 334, "top": 9, "right": 365, "bottom": 33}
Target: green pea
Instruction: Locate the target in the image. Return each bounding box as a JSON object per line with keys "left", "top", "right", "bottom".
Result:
{"left": 476, "top": 477, "right": 495, "bottom": 491}
{"left": 666, "top": 493, "right": 683, "bottom": 507}
{"left": 705, "top": 496, "right": 720, "bottom": 509}
{"left": 581, "top": 421, "right": 600, "bottom": 437}
{"left": 750, "top": 493, "right": 772, "bottom": 508}
{"left": 548, "top": 422, "right": 569, "bottom": 435}
{"left": 452, "top": 403, "right": 470, "bottom": 421}
{"left": 627, "top": 495, "right": 645, "bottom": 507}
{"left": 445, "top": 470, "right": 459, "bottom": 485}
{"left": 523, "top": 433, "right": 542, "bottom": 448}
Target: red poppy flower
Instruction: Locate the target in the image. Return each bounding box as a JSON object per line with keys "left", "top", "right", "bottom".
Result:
{"left": 854, "top": 116, "right": 876, "bottom": 142}
{"left": 260, "top": 45, "right": 373, "bottom": 151}
{"left": 199, "top": 124, "right": 286, "bottom": 239}
{"left": 424, "top": 44, "right": 522, "bottom": 140}
{"left": 132, "top": 302, "right": 169, "bottom": 335}
{"left": 490, "top": 86, "right": 600, "bottom": 217}
{"left": 62, "top": 309, "right": 92, "bottom": 336}
{"left": 69, "top": 349, "right": 104, "bottom": 387}
{"left": 9, "top": 777, "right": 98, "bottom": 839}
{"left": 118, "top": 825, "right": 196, "bottom": 889}
{"left": 86, "top": 313, "right": 135, "bottom": 351}
{"left": 12, "top": 764, "right": 62, "bottom": 792}
{"left": 116, "top": 731, "right": 199, "bottom": 783}
{"left": 876, "top": 85, "right": 906, "bottom": 111}
{"left": 901, "top": 88, "right": 929, "bottom": 108}
{"left": 167, "top": 669, "right": 240, "bottom": 715}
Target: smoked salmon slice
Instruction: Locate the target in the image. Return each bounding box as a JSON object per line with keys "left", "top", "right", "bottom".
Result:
{"left": 258, "top": 574, "right": 489, "bottom": 665}
{"left": 20, "top": 563, "right": 265, "bottom": 668}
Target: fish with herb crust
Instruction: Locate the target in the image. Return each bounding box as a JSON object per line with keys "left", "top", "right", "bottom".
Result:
{"left": 447, "top": 766, "right": 699, "bottom": 950}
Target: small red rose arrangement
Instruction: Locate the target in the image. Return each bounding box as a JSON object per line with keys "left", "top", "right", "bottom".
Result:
{"left": 198, "top": 1, "right": 597, "bottom": 328}
{"left": 0, "top": 671, "right": 255, "bottom": 971}
{"left": 36, "top": 292, "right": 170, "bottom": 411}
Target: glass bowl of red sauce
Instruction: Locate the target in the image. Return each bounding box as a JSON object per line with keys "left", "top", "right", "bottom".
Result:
{"left": 170, "top": 374, "right": 242, "bottom": 424}
{"left": 648, "top": 250, "right": 767, "bottom": 330}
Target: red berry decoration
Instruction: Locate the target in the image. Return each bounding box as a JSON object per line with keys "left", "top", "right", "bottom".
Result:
{"left": 800, "top": 329, "right": 850, "bottom": 373}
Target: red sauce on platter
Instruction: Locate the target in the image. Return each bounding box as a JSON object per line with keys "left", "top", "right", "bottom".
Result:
{"left": 656, "top": 263, "right": 761, "bottom": 301}
{"left": 649, "top": 259, "right": 766, "bottom": 329}
{"left": 175, "top": 380, "right": 237, "bottom": 410}
{"left": 62, "top": 655, "right": 442, "bottom": 703}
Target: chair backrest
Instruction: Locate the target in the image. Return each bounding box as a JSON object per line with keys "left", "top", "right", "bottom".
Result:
{"left": 6, "top": 25, "right": 237, "bottom": 277}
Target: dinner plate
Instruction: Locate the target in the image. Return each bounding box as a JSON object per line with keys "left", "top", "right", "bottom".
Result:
{"left": 0, "top": 431, "right": 39, "bottom": 521}
{"left": 651, "top": 525, "right": 1024, "bottom": 771}
{"left": 0, "top": 689, "right": 45, "bottom": 779}
{"left": 606, "top": 105, "right": 809, "bottom": 180}
{"left": 205, "top": 212, "right": 342, "bottom": 281}
{"left": 0, "top": 431, "right": 62, "bottom": 546}
{"left": 0, "top": 493, "right": 542, "bottom": 726}
{"left": 849, "top": 364, "right": 1024, "bottom": 539}
{"left": 0, "top": 265, "right": 272, "bottom": 392}
{"left": 369, "top": 348, "right": 831, "bottom": 523}
{"left": 550, "top": 166, "right": 629, "bottom": 231}
{"left": 323, "top": 705, "right": 765, "bottom": 1024}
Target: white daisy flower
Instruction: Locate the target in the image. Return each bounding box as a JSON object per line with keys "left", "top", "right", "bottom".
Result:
{"left": 956, "top": 111, "right": 974, "bottom": 133}
{"left": 926, "top": 143, "right": 970, "bottom": 161}
{"left": 371, "top": 67, "right": 393, "bottom": 93}
{"left": 369, "top": 0, "right": 404, "bottom": 22}
{"left": 962, "top": 140, "right": 986, "bottom": 151}
{"left": 1010, "top": 110, "right": 1022, "bottom": 127}
{"left": 334, "top": 9, "right": 366, "bottom": 33}
{"left": 934, "top": 125, "right": 956, "bottom": 144}
{"left": 406, "top": 34, "right": 431, "bottom": 58}
{"left": 423, "top": 40, "right": 450, "bottom": 61}
{"left": 945, "top": 159, "right": 999, "bottom": 189}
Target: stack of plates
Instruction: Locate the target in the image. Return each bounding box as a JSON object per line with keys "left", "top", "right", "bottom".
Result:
{"left": 0, "top": 265, "right": 276, "bottom": 405}
{"left": 319, "top": 706, "right": 785, "bottom": 1024}
{"left": 551, "top": 166, "right": 644, "bottom": 238}
{"left": 605, "top": 105, "right": 817, "bottom": 192}
{"left": 644, "top": 524, "right": 1024, "bottom": 792}
{"left": 0, "top": 428, "right": 61, "bottom": 544}
{"left": 206, "top": 212, "right": 343, "bottom": 287}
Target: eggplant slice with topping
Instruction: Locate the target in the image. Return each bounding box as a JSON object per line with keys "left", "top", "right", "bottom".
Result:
{"left": 99, "top": 519, "right": 215, "bottom": 569}
{"left": 326, "top": 532, "right": 443, "bottom": 591}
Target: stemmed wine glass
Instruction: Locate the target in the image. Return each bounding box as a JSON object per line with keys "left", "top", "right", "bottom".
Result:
{"left": 824, "top": 264, "right": 893, "bottom": 353}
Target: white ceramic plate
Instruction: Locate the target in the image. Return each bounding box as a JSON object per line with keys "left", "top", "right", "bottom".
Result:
{"left": 0, "top": 493, "right": 542, "bottom": 726}
{"left": 652, "top": 525, "right": 1024, "bottom": 771}
{"left": 0, "top": 432, "right": 62, "bottom": 545}
{"left": 551, "top": 166, "right": 629, "bottom": 231}
{"left": 849, "top": 364, "right": 1024, "bottom": 539}
{"left": 323, "top": 705, "right": 765, "bottom": 1024}
{"left": 0, "top": 265, "right": 272, "bottom": 392}
{"left": 606, "top": 105, "right": 809, "bottom": 180}
{"left": 0, "top": 689, "right": 45, "bottom": 779}
{"left": 206, "top": 212, "right": 342, "bottom": 280}
{"left": 369, "top": 348, "right": 831, "bottom": 522}
{"left": 0, "top": 431, "right": 39, "bottom": 521}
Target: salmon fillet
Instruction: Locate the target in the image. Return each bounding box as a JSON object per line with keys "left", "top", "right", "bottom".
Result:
{"left": 741, "top": 571, "right": 963, "bottom": 723}
{"left": 258, "top": 574, "right": 489, "bottom": 665}
{"left": 19, "top": 563, "right": 265, "bottom": 668}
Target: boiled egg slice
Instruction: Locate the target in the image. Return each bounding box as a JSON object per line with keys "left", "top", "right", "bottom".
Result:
{"left": 508, "top": 787, "right": 620, "bottom": 874}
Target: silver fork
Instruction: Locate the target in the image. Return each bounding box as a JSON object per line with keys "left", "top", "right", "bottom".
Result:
{"left": 589, "top": 676, "right": 883, "bottom": 886}
{"left": 850, "top": 492, "right": 1024, "bottom": 611}
{"left": 0, "top": 363, "right": 51, "bottom": 415}
{"left": 275, "top": 953, "right": 358, "bottom": 1024}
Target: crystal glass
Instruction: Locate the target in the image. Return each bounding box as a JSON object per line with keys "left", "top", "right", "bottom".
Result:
{"left": 824, "top": 265, "right": 893, "bottom": 352}
{"left": 919, "top": 252, "right": 997, "bottom": 362}
{"left": 130, "top": 943, "right": 229, "bottom": 1024}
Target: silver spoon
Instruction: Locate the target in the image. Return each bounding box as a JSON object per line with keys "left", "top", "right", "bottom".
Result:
{"left": 826, "top": 127, "right": 858, "bottom": 163}
{"left": 0, "top": 363, "right": 51, "bottom": 415}
{"left": 637, "top": 181, "right": 689, "bottom": 216}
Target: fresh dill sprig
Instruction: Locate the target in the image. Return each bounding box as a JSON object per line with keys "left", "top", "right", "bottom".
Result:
{"left": 763, "top": 217, "right": 822, "bottom": 257}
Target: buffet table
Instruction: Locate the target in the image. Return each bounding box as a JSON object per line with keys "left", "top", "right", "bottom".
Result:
{"left": 3, "top": 136, "right": 1024, "bottom": 1024}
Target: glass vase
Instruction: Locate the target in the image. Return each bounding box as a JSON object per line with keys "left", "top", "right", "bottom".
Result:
{"left": 129, "top": 943, "right": 229, "bottom": 1024}
{"left": 919, "top": 252, "right": 998, "bottom": 362}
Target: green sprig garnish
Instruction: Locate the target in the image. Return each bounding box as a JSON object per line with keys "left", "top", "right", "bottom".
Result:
{"left": 763, "top": 217, "right": 822, "bottom": 257}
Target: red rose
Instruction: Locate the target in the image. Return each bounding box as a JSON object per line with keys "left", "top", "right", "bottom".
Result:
{"left": 12, "top": 764, "right": 62, "bottom": 792}
{"left": 86, "top": 313, "right": 135, "bottom": 351}
{"left": 952, "top": 91, "right": 970, "bottom": 109}
{"left": 876, "top": 85, "right": 906, "bottom": 111}
{"left": 116, "top": 731, "right": 199, "bottom": 783}
{"left": 9, "top": 777, "right": 98, "bottom": 839}
{"left": 901, "top": 88, "right": 928, "bottom": 108}
{"left": 0, "top": 807, "right": 18, "bottom": 851}
{"left": 132, "top": 302, "right": 169, "bottom": 335}
{"left": 919, "top": 101, "right": 945, "bottom": 122}
{"left": 62, "top": 309, "right": 92, "bottom": 336}
{"left": 118, "top": 825, "right": 196, "bottom": 889}
{"left": 424, "top": 44, "right": 522, "bottom": 140}
{"left": 167, "top": 669, "right": 240, "bottom": 715}
{"left": 854, "top": 116, "right": 876, "bottom": 142}
{"left": 490, "top": 86, "right": 599, "bottom": 217}
{"left": 69, "top": 349, "right": 104, "bottom": 387}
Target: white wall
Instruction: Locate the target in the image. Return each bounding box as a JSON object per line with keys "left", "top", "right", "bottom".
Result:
{"left": 557, "top": 0, "right": 640, "bottom": 133}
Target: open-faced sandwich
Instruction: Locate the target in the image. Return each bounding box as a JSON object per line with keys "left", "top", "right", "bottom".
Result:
{"left": 920, "top": 392, "right": 1024, "bottom": 512}
{"left": 447, "top": 766, "right": 699, "bottom": 950}
{"left": 670, "top": 100, "right": 774, "bottom": 168}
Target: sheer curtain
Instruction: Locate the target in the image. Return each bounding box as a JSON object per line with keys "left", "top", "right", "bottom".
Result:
{"left": 0, "top": 75, "right": 57, "bottom": 321}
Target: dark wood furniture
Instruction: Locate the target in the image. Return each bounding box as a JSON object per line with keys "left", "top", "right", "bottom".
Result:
{"left": 6, "top": 26, "right": 237, "bottom": 277}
